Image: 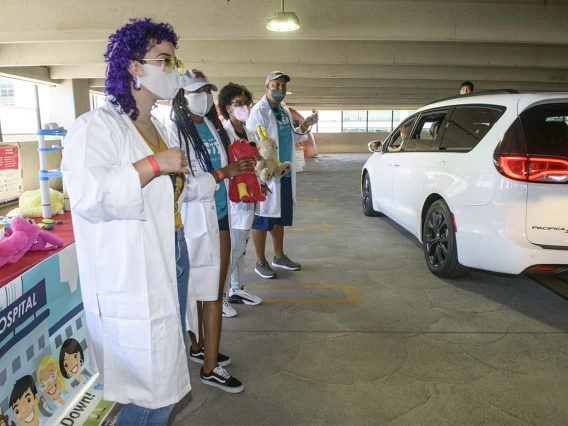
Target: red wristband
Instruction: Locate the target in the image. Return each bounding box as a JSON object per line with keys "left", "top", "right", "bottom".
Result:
{"left": 215, "top": 169, "right": 225, "bottom": 181}
{"left": 147, "top": 155, "right": 161, "bottom": 176}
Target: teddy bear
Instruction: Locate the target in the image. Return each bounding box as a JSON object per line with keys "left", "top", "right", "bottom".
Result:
{"left": 0, "top": 217, "right": 64, "bottom": 267}
{"left": 255, "top": 125, "right": 292, "bottom": 183}
{"left": 228, "top": 138, "right": 266, "bottom": 203}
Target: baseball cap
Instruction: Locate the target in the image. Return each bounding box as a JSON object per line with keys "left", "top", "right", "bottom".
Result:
{"left": 181, "top": 69, "right": 218, "bottom": 92}
{"left": 265, "top": 71, "right": 291, "bottom": 85}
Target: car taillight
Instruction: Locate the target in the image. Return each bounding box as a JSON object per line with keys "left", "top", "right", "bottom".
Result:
{"left": 528, "top": 265, "right": 563, "bottom": 273}
{"left": 494, "top": 155, "right": 568, "bottom": 183}
{"left": 529, "top": 157, "right": 568, "bottom": 182}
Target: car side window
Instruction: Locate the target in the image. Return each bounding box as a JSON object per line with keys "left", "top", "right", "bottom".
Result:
{"left": 439, "top": 106, "right": 505, "bottom": 152}
{"left": 404, "top": 110, "right": 449, "bottom": 152}
{"left": 388, "top": 116, "right": 417, "bottom": 152}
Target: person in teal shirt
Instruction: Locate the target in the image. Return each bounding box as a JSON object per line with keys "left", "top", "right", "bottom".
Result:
{"left": 194, "top": 121, "right": 229, "bottom": 219}
{"left": 168, "top": 69, "right": 253, "bottom": 395}
{"left": 246, "top": 71, "right": 319, "bottom": 279}
{"left": 268, "top": 100, "right": 293, "bottom": 178}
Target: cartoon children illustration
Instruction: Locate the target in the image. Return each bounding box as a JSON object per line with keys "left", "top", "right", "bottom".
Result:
{"left": 8, "top": 375, "right": 44, "bottom": 426}
{"left": 0, "top": 412, "right": 16, "bottom": 426}
{"left": 36, "top": 355, "right": 67, "bottom": 409}
{"left": 59, "top": 338, "right": 92, "bottom": 387}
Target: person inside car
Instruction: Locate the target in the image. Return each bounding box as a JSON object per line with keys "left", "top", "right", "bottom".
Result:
{"left": 388, "top": 123, "right": 410, "bottom": 152}
{"left": 460, "top": 81, "right": 474, "bottom": 95}
{"left": 429, "top": 121, "right": 441, "bottom": 140}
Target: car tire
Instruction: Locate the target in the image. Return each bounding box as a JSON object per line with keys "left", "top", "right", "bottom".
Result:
{"left": 423, "top": 200, "right": 469, "bottom": 279}
{"left": 362, "top": 173, "right": 380, "bottom": 217}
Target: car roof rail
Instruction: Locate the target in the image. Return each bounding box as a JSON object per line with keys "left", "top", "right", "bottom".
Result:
{"left": 423, "top": 89, "right": 521, "bottom": 107}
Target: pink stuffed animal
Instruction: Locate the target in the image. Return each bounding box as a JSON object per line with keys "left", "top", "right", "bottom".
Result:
{"left": 0, "top": 217, "right": 63, "bottom": 267}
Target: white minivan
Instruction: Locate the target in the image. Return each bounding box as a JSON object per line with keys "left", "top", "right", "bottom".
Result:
{"left": 361, "top": 92, "right": 568, "bottom": 278}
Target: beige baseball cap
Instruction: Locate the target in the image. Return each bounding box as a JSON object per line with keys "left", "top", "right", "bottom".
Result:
{"left": 265, "top": 71, "right": 291, "bottom": 85}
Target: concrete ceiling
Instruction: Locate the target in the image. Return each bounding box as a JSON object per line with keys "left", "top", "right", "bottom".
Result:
{"left": 1, "top": 0, "right": 568, "bottom": 109}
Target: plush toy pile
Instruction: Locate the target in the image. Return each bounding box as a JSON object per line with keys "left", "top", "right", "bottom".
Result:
{"left": 0, "top": 216, "right": 64, "bottom": 267}
{"left": 7, "top": 188, "right": 64, "bottom": 217}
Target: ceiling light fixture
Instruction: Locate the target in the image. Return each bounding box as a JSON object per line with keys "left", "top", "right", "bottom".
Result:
{"left": 267, "top": 0, "right": 300, "bottom": 32}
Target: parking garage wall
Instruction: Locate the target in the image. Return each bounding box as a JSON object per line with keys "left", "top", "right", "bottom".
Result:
{"left": 314, "top": 132, "right": 390, "bottom": 153}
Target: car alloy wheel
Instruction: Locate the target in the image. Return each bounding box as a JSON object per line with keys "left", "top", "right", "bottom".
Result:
{"left": 362, "top": 173, "right": 380, "bottom": 217}
{"left": 423, "top": 200, "right": 469, "bottom": 279}
{"left": 425, "top": 209, "right": 449, "bottom": 269}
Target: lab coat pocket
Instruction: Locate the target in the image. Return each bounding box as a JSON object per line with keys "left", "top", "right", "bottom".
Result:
{"left": 182, "top": 201, "right": 215, "bottom": 268}
{"left": 102, "top": 317, "right": 153, "bottom": 401}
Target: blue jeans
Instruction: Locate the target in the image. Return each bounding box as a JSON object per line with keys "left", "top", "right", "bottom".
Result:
{"left": 116, "top": 228, "right": 190, "bottom": 426}
{"left": 116, "top": 403, "right": 175, "bottom": 426}
{"left": 175, "top": 227, "right": 190, "bottom": 336}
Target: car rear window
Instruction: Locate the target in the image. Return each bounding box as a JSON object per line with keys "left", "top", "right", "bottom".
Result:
{"left": 520, "top": 103, "right": 568, "bottom": 158}
{"left": 440, "top": 106, "right": 505, "bottom": 152}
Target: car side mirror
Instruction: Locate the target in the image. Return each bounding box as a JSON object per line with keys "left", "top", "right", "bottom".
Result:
{"left": 368, "top": 140, "right": 382, "bottom": 153}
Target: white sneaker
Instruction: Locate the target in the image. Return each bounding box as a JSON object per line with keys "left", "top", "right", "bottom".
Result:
{"left": 229, "top": 287, "right": 262, "bottom": 306}
{"left": 222, "top": 298, "right": 237, "bottom": 318}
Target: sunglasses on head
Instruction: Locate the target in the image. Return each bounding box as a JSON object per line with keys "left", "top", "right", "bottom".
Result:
{"left": 142, "top": 55, "right": 185, "bottom": 76}
{"left": 272, "top": 107, "right": 283, "bottom": 122}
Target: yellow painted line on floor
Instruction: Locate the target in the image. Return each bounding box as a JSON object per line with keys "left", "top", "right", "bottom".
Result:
{"left": 297, "top": 197, "right": 320, "bottom": 202}
{"left": 247, "top": 284, "right": 363, "bottom": 304}
{"left": 529, "top": 275, "right": 568, "bottom": 301}
{"left": 289, "top": 223, "right": 332, "bottom": 232}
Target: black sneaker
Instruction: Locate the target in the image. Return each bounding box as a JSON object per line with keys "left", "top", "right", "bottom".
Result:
{"left": 200, "top": 366, "right": 244, "bottom": 393}
{"left": 189, "top": 346, "right": 231, "bottom": 367}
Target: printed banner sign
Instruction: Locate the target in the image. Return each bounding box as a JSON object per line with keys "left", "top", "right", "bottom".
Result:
{"left": 0, "top": 245, "right": 120, "bottom": 426}
{"left": 0, "top": 144, "right": 23, "bottom": 205}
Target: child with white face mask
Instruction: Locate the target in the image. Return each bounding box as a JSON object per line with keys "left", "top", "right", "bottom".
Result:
{"left": 167, "top": 69, "right": 254, "bottom": 394}
{"left": 218, "top": 82, "right": 264, "bottom": 310}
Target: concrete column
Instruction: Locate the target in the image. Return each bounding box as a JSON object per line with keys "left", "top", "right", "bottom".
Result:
{"left": 48, "top": 79, "right": 90, "bottom": 129}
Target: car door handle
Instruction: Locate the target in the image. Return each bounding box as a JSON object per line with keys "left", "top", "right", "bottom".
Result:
{"left": 389, "top": 163, "right": 401, "bottom": 167}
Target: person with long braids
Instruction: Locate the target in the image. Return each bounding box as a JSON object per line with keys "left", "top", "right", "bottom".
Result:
{"left": 168, "top": 69, "right": 252, "bottom": 393}
{"left": 62, "top": 18, "right": 196, "bottom": 425}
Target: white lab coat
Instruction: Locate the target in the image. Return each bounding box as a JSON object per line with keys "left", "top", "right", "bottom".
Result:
{"left": 61, "top": 101, "right": 197, "bottom": 409}
{"left": 246, "top": 95, "right": 307, "bottom": 217}
{"left": 223, "top": 119, "right": 257, "bottom": 231}
{"left": 166, "top": 118, "right": 229, "bottom": 301}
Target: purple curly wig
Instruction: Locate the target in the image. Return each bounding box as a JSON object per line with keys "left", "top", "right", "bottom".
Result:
{"left": 104, "top": 18, "right": 179, "bottom": 120}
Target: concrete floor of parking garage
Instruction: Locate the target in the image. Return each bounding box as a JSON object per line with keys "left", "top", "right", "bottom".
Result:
{"left": 171, "top": 154, "right": 568, "bottom": 426}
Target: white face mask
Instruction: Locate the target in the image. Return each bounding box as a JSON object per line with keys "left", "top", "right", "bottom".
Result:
{"left": 140, "top": 64, "right": 180, "bottom": 100}
{"left": 185, "top": 92, "right": 214, "bottom": 117}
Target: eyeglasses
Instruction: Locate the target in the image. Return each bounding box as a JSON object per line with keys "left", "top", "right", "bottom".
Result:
{"left": 39, "top": 372, "right": 57, "bottom": 392}
{"left": 231, "top": 100, "right": 252, "bottom": 107}
{"left": 142, "top": 56, "right": 184, "bottom": 76}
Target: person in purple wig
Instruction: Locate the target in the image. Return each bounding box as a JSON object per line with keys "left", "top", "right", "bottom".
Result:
{"left": 61, "top": 18, "right": 196, "bottom": 426}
